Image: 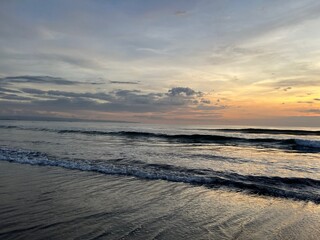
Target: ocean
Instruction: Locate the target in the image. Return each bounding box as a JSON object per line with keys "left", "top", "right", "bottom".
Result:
{"left": 0, "top": 120, "right": 319, "bottom": 239}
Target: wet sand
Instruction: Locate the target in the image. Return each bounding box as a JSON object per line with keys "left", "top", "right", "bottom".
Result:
{"left": 1, "top": 161, "right": 319, "bottom": 240}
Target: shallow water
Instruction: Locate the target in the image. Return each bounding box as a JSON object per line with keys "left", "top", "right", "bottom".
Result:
{"left": 1, "top": 162, "right": 320, "bottom": 239}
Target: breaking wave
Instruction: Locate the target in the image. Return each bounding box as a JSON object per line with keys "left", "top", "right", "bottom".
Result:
{"left": 0, "top": 146, "right": 319, "bottom": 203}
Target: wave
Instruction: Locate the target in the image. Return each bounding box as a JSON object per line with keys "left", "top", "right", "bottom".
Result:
{"left": 213, "top": 128, "right": 320, "bottom": 136}
{"left": 295, "top": 139, "right": 320, "bottom": 149}
{"left": 57, "top": 130, "right": 320, "bottom": 150}
{"left": 1, "top": 125, "right": 320, "bottom": 151}
{"left": 0, "top": 146, "right": 319, "bottom": 203}
{"left": 0, "top": 125, "right": 20, "bottom": 129}
{"left": 2, "top": 124, "right": 319, "bottom": 136}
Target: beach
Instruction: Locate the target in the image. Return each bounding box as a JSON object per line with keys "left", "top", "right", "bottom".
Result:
{"left": 2, "top": 1, "right": 320, "bottom": 239}
{"left": 1, "top": 161, "right": 320, "bottom": 240}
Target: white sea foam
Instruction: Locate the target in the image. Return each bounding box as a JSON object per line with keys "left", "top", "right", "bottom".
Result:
{"left": 1, "top": 146, "right": 319, "bottom": 203}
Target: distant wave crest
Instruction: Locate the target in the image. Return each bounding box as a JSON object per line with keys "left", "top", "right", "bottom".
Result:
{"left": 1, "top": 125, "right": 320, "bottom": 151}
{"left": 57, "top": 130, "right": 320, "bottom": 151}
{"left": 214, "top": 128, "right": 320, "bottom": 136}
{"left": 294, "top": 139, "right": 320, "bottom": 149}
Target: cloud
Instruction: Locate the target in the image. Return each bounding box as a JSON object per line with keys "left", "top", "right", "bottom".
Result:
{"left": 22, "top": 88, "right": 47, "bottom": 95}
{"left": 110, "top": 81, "right": 140, "bottom": 85}
{"left": 136, "top": 48, "right": 169, "bottom": 55}
{"left": 0, "top": 96, "right": 160, "bottom": 113}
{"left": 22, "top": 88, "right": 115, "bottom": 102}
{"left": 256, "top": 78, "right": 320, "bottom": 92}
{"left": 200, "top": 98, "right": 211, "bottom": 104}
{"left": 196, "top": 105, "right": 225, "bottom": 111}
{"left": 0, "top": 87, "right": 21, "bottom": 94}
{"left": 209, "top": 45, "right": 263, "bottom": 64}
{"left": 2, "top": 85, "right": 215, "bottom": 115}
{"left": 16, "top": 86, "right": 206, "bottom": 109}
{"left": 269, "top": 79, "right": 320, "bottom": 88}
{"left": 0, "top": 76, "right": 81, "bottom": 86}
{"left": 36, "top": 53, "right": 104, "bottom": 70}
{"left": 302, "top": 109, "right": 320, "bottom": 114}
{"left": 283, "top": 87, "right": 292, "bottom": 91}
{"left": 0, "top": 93, "right": 32, "bottom": 101}
{"left": 314, "top": 98, "right": 320, "bottom": 101}
{"left": 167, "top": 87, "right": 202, "bottom": 97}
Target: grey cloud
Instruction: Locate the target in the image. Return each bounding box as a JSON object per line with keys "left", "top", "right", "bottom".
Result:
{"left": 48, "top": 90, "right": 113, "bottom": 101}
{"left": 3, "top": 51, "right": 105, "bottom": 70}
{"left": 22, "top": 88, "right": 114, "bottom": 102}
{"left": 110, "top": 89, "right": 190, "bottom": 106}
{"left": 1, "top": 76, "right": 106, "bottom": 91}
{"left": 196, "top": 105, "right": 226, "bottom": 111}
{"left": 37, "top": 53, "right": 103, "bottom": 70}
{"left": 4, "top": 86, "right": 215, "bottom": 114}
{"left": 200, "top": 99, "right": 211, "bottom": 104}
{"left": 113, "top": 89, "right": 141, "bottom": 97}
{"left": 0, "top": 97, "right": 164, "bottom": 113}
{"left": 0, "top": 76, "right": 81, "bottom": 86}
{"left": 297, "top": 101, "right": 313, "bottom": 104}
{"left": 22, "top": 88, "right": 47, "bottom": 95}
{"left": 270, "top": 79, "right": 320, "bottom": 88}
{"left": 110, "top": 81, "right": 140, "bottom": 85}
{"left": 314, "top": 98, "right": 320, "bottom": 101}
{"left": 302, "top": 109, "right": 320, "bottom": 114}
{"left": 167, "top": 87, "right": 202, "bottom": 97}
{"left": 0, "top": 87, "right": 21, "bottom": 94}
{"left": 0, "top": 93, "right": 32, "bottom": 101}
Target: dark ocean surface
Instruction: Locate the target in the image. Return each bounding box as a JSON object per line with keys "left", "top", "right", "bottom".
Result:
{"left": 0, "top": 120, "right": 319, "bottom": 239}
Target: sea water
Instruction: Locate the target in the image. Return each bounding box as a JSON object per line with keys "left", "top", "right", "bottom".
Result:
{"left": 0, "top": 120, "right": 319, "bottom": 239}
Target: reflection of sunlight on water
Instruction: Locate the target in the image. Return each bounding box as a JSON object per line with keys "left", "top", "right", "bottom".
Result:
{"left": 186, "top": 186, "right": 320, "bottom": 239}
{"left": 169, "top": 144, "right": 320, "bottom": 178}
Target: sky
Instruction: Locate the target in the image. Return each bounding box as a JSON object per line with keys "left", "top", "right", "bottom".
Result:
{"left": 0, "top": 0, "right": 320, "bottom": 126}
